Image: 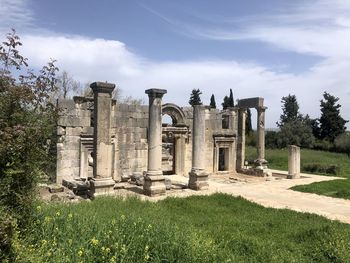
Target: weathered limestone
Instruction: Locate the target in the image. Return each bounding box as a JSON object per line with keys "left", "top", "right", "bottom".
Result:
{"left": 236, "top": 108, "right": 246, "bottom": 171}
{"left": 255, "top": 106, "right": 267, "bottom": 168}
{"left": 189, "top": 105, "right": 209, "bottom": 190}
{"left": 288, "top": 145, "right": 300, "bottom": 179}
{"left": 143, "top": 88, "right": 167, "bottom": 196}
{"left": 89, "top": 82, "right": 115, "bottom": 195}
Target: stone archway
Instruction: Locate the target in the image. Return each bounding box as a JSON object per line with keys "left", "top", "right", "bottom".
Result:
{"left": 161, "top": 103, "right": 188, "bottom": 175}
{"left": 162, "top": 103, "right": 186, "bottom": 126}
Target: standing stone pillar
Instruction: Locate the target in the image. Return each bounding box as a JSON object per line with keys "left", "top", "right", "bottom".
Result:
{"left": 288, "top": 145, "right": 300, "bottom": 179}
{"left": 144, "top": 89, "right": 167, "bottom": 196}
{"left": 236, "top": 108, "right": 246, "bottom": 171}
{"left": 255, "top": 106, "right": 267, "bottom": 168}
{"left": 90, "top": 82, "right": 115, "bottom": 195}
{"left": 189, "top": 105, "right": 209, "bottom": 190}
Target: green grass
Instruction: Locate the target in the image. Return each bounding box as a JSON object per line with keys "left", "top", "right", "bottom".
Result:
{"left": 14, "top": 194, "right": 350, "bottom": 262}
{"left": 246, "top": 146, "right": 350, "bottom": 199}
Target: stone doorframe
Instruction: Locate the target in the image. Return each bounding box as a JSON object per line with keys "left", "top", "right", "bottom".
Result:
{"left": 162, "top": 103, "right": 189, "bottom": 176}
{"left": 237, "top": 97, "right": 267, "bottom": 170}
{"left": 79, "top": 134, "right": 93, "bottom": 180}
{"left": 213, "top": 134, "right": 236, "bottom": 174}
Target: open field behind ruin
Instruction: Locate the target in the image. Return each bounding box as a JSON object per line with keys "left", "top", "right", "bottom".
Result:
{"left": 16, "top": 194, "right": 350, "bottom": 263}
{"left": 246, "top": 146, "right": 350, "bottom": 200}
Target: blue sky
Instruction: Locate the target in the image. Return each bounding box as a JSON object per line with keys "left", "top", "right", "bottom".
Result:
{"left": 1, "top": 0, "right": 349, "bottom": 128}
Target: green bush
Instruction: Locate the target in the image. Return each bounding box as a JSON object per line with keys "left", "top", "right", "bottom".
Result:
{"left": 0, "top": 206, "right": 18, "bottom": 262}
{"left": 0, "top": 30, "right": 58, "bottom": 226}
{"left": 302, "top": 163, "right": 339, "bottom": 175}
{"left": 334, "top": 132, "right": 350, "bottom": 157}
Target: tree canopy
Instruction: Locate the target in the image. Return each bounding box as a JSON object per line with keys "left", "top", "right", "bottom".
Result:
{"left": 188, "top": 89, "right": 202, "bottom": 106}
{"left": 319, "top": 92, "right": 348, "bottom": 141}
{"left": 209, "top": 94, "right": 216, "bottom": 108}
{"left": 277, "top": 94, "right": 301, "bottom": 128}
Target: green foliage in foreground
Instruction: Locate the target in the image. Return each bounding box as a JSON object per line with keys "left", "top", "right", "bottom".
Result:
{"left": 246, "top": 146, "right": 350, "bottom": 199}
{"left": 11, "top": 194, "right": 350, "bottom": 262}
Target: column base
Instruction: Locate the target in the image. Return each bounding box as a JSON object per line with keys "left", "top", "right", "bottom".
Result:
{"left": 143, "top": 171, "right": 166, "bottom": 196}
{"left": 254, "top": 159, "right": 268, "bottom": 169}
{"left": 188, "top": 169, "right": 209, "bottom": 190}
{"left": 287, "top": 173, "right": 300, "bottom": 179}
{"left": 89, "top": 177, "right": 115, "bottom": 196}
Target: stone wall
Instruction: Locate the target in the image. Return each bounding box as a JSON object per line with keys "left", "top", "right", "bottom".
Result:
{"left": 56, "top": 97, "right": 238, "bottom": 184}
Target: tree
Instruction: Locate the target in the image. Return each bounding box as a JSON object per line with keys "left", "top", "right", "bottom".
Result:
{"left": 278, "top": 119, "right": 315, "bottom": 148}
{"left": 188, "top": 89, "right": 202, "bottom": 106}
{"left": 0, "top": 29, "right": 59, "bottom": 228}
{"left": 277, "top": 94, "right": 301, "bottom": 128}
{"left": 228, "top": 88, "right": 234, "bottom": 107}
{"left": 209, "top": 94, "right": 216, "bottom": 108}
{"left": 222, "top": 89, "right": 234, "bottom": 109}
{"left": 56, "top": 70, "right": 80, "bottom": 99}
{"left": 246, "top": 108, "right": 253, "bottom": 134}
{"left": 319, "top": 92, "right": 348, "bottom": 142}
{"left": 222, "top": 95, "right": 229, "bottom": 109}
{"left": 335, "top": 132, "right": 350, "bottom": 157}
{"left": 276, "top": 94, "right": 315, "bottom": 148}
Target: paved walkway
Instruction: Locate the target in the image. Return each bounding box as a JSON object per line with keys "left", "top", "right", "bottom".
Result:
{"left": 139, "top": 171, "right": 350, "bottom": 224}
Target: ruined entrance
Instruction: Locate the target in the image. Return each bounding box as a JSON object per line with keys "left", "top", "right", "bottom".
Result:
{"left": 162, "top": 103, "right": 188, "bottom": 175}
{"left": 237, "top": 97, "right": 267, "bottom": 171}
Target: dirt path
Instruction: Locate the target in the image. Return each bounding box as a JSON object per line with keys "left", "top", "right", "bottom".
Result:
{"left": 145, "top": 171, "right": 350, "bottom": 224}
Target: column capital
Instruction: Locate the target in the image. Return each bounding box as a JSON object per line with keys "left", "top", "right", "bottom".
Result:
{"left": 90, "top": 82, "right": 115, "bottom": 94}
{"left": 256, "top": 106, "right": 268, "bottom": 112}
{"left": 145, "top": 88, "right": 167, "bottom": 98}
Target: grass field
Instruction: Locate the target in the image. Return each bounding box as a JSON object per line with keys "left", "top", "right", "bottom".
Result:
{"left": 246, "top": 146, "right": 350, "bottom": 199}
{"left": 15, "top": 194, "right": 350, "bottom": 262}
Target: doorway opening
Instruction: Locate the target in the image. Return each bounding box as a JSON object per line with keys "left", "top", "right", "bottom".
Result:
{"left": 218, "top": 148, "right": 229, "bottom": 171}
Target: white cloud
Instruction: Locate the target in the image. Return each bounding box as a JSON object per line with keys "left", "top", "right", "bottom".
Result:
{"left": 0, "top": 0, "right": 34, "bottom": 30}
{"left": 2, "top": 0, "right": 349, "bottom": 128}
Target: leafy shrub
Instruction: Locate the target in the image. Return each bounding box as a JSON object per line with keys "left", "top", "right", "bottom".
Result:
{"left": 0, "top": 206, "right": 18, "bottom": 262}
{"left": 302, "top": 163, "right": 339, "bottom": 175}
{"left": 265, "top": 130, "right": 280, "bottom": 149}
{"left": 0, "top": 29, "right": 58, "bottom": 226}
{"left": 313, "top": 139, "right": 335, "bottom": 152}
{"left": 246, "top": 131, "right": 257, "bottom": 147}
{"left": 334, "top": 132, "right": 350, "bottom": 157}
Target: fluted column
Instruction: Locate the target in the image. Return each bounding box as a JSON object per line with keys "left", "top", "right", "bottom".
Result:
{"left": 143, "top": 88, "right": 167, "bottom": 196}
{"left": 189, "top": 105, "right": 209, "bottom": 190}
{"left": 89, "top": 82, "right": 115, "bottom": 195}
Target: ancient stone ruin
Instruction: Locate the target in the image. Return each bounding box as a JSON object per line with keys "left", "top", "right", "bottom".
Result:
{"left": 56, "top": 82, "right": 268, "bottom": 196}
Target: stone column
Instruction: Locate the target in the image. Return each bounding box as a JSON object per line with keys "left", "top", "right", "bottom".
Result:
{"left": 143, "top": 88, "right": 167, "bottom": 196}
{"left": 255, "top": 106, "right": 267, "bottom": 168}
{"left": 288, "top": 145, "right": 300, "bottom": 179}
{"left": 174, "top": 134, "right": 186, "bottom": 176}
{"left": 236, "top": 108, "right": 246, "bottom": 171}
{"left": 189, "top": 105, "right": 209, "bottom": 190}
{"left": 89, "top": 82, "right": 115, "bottom": 195}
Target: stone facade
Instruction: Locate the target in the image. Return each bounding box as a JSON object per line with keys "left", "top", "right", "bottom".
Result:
{"left": 56, "top": 84, "right": 267, "bottom": 196}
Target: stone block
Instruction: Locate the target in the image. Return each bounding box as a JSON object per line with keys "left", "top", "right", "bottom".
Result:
{"left": 48, "top": 184, "right": 64, "bottom": 193}
{"left": 89, "top": 178, "right": 115, "bottom": 196}
{"left": 188, "top": 169, "right": 209, "bottom": 190}
{"left": 57, "top": 126, "right": 66, "bottom": 135}
{"left": 82, "top": 126, "right": 94, "bottom": 134}
{"left": 58, "top": 116, "right": 90, "bottom": 127}
{"left": 143, "top": 173, "right": 166, "bottom": 196}
{"left": 57, "top": 99, "right": 76, "bottom": 109}
{"left": 65, "top": 127, "right": 83, "bottom": 136}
